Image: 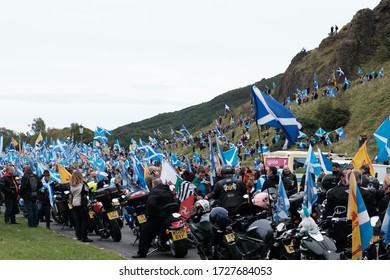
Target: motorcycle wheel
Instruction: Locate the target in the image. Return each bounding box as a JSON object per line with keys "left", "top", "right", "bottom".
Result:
{"left": 52, "top": 210, "right": 64, "bottom": 225}
{"left": 109, "top": 219, "right": 122, "bottom": 242}
{"left": 169, "top": 239, "right": 188, "bottom": 258}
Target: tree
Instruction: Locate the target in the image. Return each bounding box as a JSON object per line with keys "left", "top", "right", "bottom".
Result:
{"left": 30, "top": 118, "right": 46, "bottom": 134}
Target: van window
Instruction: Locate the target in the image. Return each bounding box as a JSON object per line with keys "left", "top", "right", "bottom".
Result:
{"left": 293, "top": 157, "right": 307, "bottom": 175}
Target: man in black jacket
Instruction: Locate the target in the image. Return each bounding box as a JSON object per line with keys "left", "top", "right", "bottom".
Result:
{"left": 132, "top": 178, "right": 175, "bottom": 258}
{"left": 0, "top": 166, "right": 19, "bottom": 224}
{"left": 261, "top": 166, "right": 279, "bottom": 192}
{"left": 20, "top": 165, "right": 42, "bottom": 227}
{"left": 281, "top": 165, "right": 297, "bottom": 197}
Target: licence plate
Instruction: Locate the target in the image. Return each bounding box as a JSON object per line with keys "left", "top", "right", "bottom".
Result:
{"left": 284, "top": 240, "right": 295, "bottom": 253}
{"left": 171, "top": 227, "right": 187, "bottom": 241}
{"left": 107, "top": 210, "right": 119, "bottom": 220}
{"left": 68, "top": 203, "right": 73, "bottom": 209}
{"left": 89, "top": 211, "right": 94, "bottom": 219}
{"left": 136, "top": 214, "right": 147, "bottom": 224}
{"left": 225, "top": 233, "right": 235, "bottom": 243}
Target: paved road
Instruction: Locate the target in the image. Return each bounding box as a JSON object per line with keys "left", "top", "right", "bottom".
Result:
{"left": 43, "top": 216, "right": 200, "bottom": 260}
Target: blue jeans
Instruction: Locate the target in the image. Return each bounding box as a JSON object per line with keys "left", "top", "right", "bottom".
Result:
{"left": 25, "top": 200, "right": 39, "bottom": 227}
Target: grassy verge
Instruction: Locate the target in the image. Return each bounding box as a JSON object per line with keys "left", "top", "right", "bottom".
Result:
{"left": 0, "top": 210, "right": 125, "bottom": 260}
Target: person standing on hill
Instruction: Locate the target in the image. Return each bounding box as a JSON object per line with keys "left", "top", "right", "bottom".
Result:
{"left": 20, "top": 165, "right": 42, "bottom": 227}
{"left": 0, "top": 166, "right": 20, "bottom": 224}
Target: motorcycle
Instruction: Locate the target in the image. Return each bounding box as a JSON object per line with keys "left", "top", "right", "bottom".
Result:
{"left": 52, "top": 182, "right": 74, "bottom": 228}
{"left": 208, "top": 203, "right": 275, "bottom": 260}
{"left": 273, "top": 221, "right": 341, "bottom": 260}
{"left": 89, "top": 185, "right": 122, "bottom": 242}
{"left": 123, "top": 190, "right": 149, "bottom": 245}
{"left": 149, "top": 202, "right": 189, "bottom": 258}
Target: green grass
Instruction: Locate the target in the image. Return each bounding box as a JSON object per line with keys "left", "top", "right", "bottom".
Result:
{"left": 0, "top": 212, "right": 125, "bottom": 260}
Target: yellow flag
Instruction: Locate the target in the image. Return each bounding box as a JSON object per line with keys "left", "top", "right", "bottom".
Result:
{"left": 351, "top": 142, "right": 374, "bottom": 176}
{"left": 35, "top": 131, "right": 43, "bottom": 145}
{"left": 11, "top": 138, "right": 18, "bottom": 147}
{"left": 58, "top": 164, "right": 71, "bottom": 183}
{"left": 347, "top": 172, "right": 363, "bottom": 260}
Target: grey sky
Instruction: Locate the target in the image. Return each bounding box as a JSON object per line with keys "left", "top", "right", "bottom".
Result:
{"left": 0, "top": 0, "right": 380, "bottom": 133}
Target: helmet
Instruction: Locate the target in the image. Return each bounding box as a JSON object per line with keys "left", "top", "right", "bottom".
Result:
{"left": 209, "top": 207, "right": 229, "bottom": 230}
{"left": 87, "top": 181, "right": 97, "bottom": 192}
{"left": 194, "top": 199, "right": 211, "bottom": 214}
{"left": 221, "top": 165, "right": 234, "bottom": 176}
{"left": 252, "top": 192, "right": 273, "bottom": 209}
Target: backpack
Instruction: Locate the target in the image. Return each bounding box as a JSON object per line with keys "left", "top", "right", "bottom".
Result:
{"left": 29, "top": 174, "right": 39, "bottom": 199}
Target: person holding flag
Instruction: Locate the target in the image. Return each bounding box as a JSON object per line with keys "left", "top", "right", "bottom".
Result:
{"left": 38, "top": 170, "right": 55, "bottom": 229}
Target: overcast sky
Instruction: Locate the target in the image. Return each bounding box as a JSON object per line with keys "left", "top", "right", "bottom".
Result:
{"left": 0, "top": 0, "right": 380, "bottom": 134}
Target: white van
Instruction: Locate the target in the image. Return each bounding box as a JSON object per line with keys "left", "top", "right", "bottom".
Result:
{"left": 372, "top": 164, "right": 390, "bottom": 186}
{"left": 264, "top": 150, "right": 317, "bottom": 183}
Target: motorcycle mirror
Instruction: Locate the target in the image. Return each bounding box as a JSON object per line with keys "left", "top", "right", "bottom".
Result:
{"left": 333, "top": 206, "right": 346, "bottom": 215}
{"left": 276, "top": 223, "right": 286, "bottom": 232}
{"left": 172, "top": 213, "right": 181, "bottom": 219}
{"left": 243, "top": 194, "right": 249, "bottom": 199}
{"left": 64, "top": 190, "right": 70, "bottom": 195}
{"left": 370, "top": 216, "right": 381, "bottom": 227}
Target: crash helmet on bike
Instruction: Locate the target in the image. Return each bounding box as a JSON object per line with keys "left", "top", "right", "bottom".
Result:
{"left": 220, "top": 165, "right": 234, "bottom": 177}
{"left": 252, "top": 191, "right": 273, "bottom": 210}
{"left": 194, "top": 199, "right": 211, "bottom": 214}
{"left": 209, "top": 207, "right": 229, "bottom": 230}
{"left": 87, "top": 181, "right": 97, "bottom": 192}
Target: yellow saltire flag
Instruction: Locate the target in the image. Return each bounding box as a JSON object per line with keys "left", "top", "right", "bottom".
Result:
{"left": 351, "top": 142, "right": 374, "bottom": 176}
{"left": 35, "top": 131, "right": 43, "bottom": 145}
{"left": 347, "top": 172, "right": 363, "bottom": 260}
{"left": 58, "top": 164, "right": 71, "bottom": 183}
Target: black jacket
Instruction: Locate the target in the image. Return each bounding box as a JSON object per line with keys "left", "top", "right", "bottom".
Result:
{"left": 0, "top": 173, "right": 19, "bottom": 199}
{"left": 261, "top": 175, "right": 279, "bottom": 192}
{"left": 146, "top": 183, "right": 175, "bottom": 219}
{"left": 20, "top": 172, "right": 43, "bottom": 201}
{"left": 211, "top": 177, "right": 247, "bottom": 214}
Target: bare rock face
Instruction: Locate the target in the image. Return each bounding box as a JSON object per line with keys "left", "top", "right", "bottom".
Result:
{"left": 275, "top": 0, "right": 389, "bottom": 100}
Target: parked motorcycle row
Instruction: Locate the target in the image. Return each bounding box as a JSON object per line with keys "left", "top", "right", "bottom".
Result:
{"left": 47, "top": 182, "right": 389, "bottom": 260}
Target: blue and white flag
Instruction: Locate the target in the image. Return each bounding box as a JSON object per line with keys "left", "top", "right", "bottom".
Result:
{"left": 252, "top": 85, "right": 302, "bottom": 143}
{"left": 304, "top": 145, "right": 322, "bottom": 175}
{"left": 358, "top": 67, "right": 364, "bottom": 76}
{"left": 317, "top": 147, "right": 333, "bottom": 174}
{"left": 315, "top": 127, "right": 326, "bottom": 138}
{"left": 223, "top": 147, "right": 239, "bottom": 167}
{"left": 344, "top": 77, "right": 350, "bottom": 89}
{"left": 298, "top": 131, "right": 308, "bottom": 139}
{"left": 379, "top": 67, "right": 384, "bottom": 78}
{"left": 303, "top": 165, "right": 318, "bottom": 213}
{"left": 374, "top": 116, "right": 390, "bottom": 162}
{"left": 381, "top": 202, "right": 390, "bottom": 245}
{"left": 335, "top": 127, "right": 346, "bottom": 139}
{"left": 274, "top": 174, "right": 290, "bottom": 221}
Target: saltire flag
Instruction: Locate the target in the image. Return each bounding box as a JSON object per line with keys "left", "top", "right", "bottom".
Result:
{"left": 379, "top": 67, "right": 384, "bottom": 78}
{"left": 381, "top": 202, "right": 390, "bottom": 245}
{"left": 317, "top": 147, "right": 333, "bottom": 174}
{"left": 130, "top": 155, "right": 148, "bottom": 190}
{"left": 324, "top": 134, "right": 332, "bottom": 146}
{"left": 315, "top": 127, "right": 326, "bottom": 138}
{"left": 351, "top": 142, "right": 374, "bottom": 176}
{"left": 374, "top": 116, "right": 390, "bottom": 162}
{"left": 336, "top": 67, "right": 344, "bottom": 76}
{"left": 223, "top": 147, "right": 238, "bottom": 167}
{"left": 251, "top": 85, "right": 302, "bottom": 143}
{"left": 58, "top": 164, "right": 71, "bottom": 183}
{"left": 96, "top": 126, "right": 112, "bottom": 135}
{"left": 314, "top": 73, "right": 319, "bottom": 91}
{"left": 303, "top": 165, "right": 318, "bottom": 213}
{"left": 35, "top": 131, "right": 43, "bottom": 146}
{"left": 344, "top": 77, "right": 350, "bottom": 89}
{"left": 298, "top": 131, "right": 307, "bottom": 139}
{"left": 170, "top": 154, "right": 183, "bottom": 168}
{"left": 161, "top": 160, "right": 183, "bottom": 192}
{"left": 304, "top": 144, "right": 322, "bottom": 176}
{"left": 274, "top": 173, "right": 290, "bottom": 221}
{"left": 335, "top": 127, "right": 346, "bottom": 139}
{"left": 347, "top": 172, "right": 373, "bottom": 260}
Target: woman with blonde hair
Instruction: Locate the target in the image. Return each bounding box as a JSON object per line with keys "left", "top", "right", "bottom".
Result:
{"left": 69, "top": 169, "right": 92, "bottom": 242}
